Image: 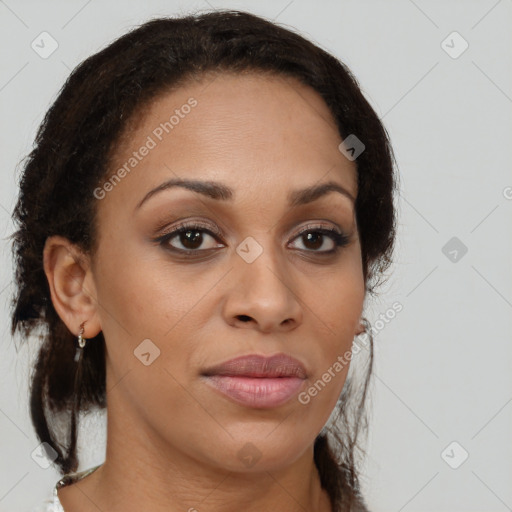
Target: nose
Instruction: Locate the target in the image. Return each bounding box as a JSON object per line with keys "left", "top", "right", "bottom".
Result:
{"left": 221, "top": 240, "right": 303, "bottom": 333}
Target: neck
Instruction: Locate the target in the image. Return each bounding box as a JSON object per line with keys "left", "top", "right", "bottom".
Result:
{"left": 73, "top": 411, "right": 331, "bottom": 511}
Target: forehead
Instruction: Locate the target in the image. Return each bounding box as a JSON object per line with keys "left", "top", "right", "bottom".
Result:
{"left": 101, "top": 72, "right": 357, "bottom": 213}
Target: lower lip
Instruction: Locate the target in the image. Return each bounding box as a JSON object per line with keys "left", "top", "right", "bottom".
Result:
{"left": 203, "top": 375, "right": 305, "bottom": 408}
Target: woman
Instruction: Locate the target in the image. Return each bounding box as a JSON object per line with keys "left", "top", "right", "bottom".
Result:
{"left": 11, "top": 9, "right": 397, "bottom": 512}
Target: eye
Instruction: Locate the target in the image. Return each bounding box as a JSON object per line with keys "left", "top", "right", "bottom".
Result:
{"left": 289, "top": 224, "right": 350, "bottom": 254}
{"left": 153, "top": 221, "right": 350, "bottom": 256}
{"left": 154, "top": 222, "right": 224, "bottom": 253}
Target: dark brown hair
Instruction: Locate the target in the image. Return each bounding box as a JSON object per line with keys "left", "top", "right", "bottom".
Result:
{"left": 10, "top": 10, "right": 398, "bottom": 512}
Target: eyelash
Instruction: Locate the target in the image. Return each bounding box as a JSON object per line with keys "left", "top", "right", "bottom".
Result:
{"left": 153, "top": 221, "right": 350, "bottom": 257}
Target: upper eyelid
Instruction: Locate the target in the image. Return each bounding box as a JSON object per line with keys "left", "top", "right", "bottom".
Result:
{"left": 151, "top": 201, "right": 354, "bottom": 234}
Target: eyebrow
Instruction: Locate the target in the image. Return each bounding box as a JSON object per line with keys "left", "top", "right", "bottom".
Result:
{"left": 135, "top": 178, "right": 355, "bottom": 211}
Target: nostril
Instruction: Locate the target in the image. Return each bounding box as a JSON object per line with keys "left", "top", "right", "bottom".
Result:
{"left": 237, "top": 315, "right": 251, "bottom": 322}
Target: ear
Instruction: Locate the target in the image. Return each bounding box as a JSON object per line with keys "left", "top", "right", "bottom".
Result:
{"left": 43, "top": 235, "right": 102, "bottom": 338}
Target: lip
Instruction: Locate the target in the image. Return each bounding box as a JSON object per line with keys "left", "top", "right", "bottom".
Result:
{"left": 201, "top": 353, "right": 307, "bottom": 378}
{"left": 201, "top": 353, "right": 308, "bottom": 409}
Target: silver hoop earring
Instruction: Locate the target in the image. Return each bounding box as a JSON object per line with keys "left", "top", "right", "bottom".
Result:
{"left": 78, "top": 322, "right": 86, "bottom": 348}
{"left": 74, "top": 321, "right": 87, "bottom": 362}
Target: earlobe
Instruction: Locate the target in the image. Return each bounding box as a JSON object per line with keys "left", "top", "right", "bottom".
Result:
{"left": 43, "top": 235, "right": 102, "bottom": 338}
{"left": 355, "top": 320, "right": 366, "bottom": 336}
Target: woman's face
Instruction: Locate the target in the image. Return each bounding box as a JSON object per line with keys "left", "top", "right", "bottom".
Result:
{"left": 89, "top": 72, "right": 365, "bottom": 472}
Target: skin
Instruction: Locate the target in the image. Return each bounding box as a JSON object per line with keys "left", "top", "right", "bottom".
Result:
{"left": 43, "top": 72, "right": 366, "bottom": 512}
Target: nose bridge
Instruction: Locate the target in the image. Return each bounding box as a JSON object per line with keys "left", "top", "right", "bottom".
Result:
{"left": 223, "top": 232, "right": 303, "bottom": 331}
{"left": 237, "top": 231, "right": 289, "bottom": 298}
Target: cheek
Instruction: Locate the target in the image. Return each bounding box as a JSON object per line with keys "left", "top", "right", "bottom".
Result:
{"left": 93, "top": 250, "right": 202, "bottom": 419}
{"left": 303, "top": 261, "right": 364, "bottom": 401}
{"left": 310, "top": 259, "right": 365, "bottom": 344}
{"left": 94, "top": 237, "right": 199, "bottom": 332}
{"left": 93, "top": 243, "right": 214, "bottom": 383}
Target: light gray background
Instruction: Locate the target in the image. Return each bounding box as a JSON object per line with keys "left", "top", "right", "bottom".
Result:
{"left": 1, "top": 1, "right": 511, "bottom": 511}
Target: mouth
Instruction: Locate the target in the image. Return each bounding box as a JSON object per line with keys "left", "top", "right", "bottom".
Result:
{"left": 200, "top": 353, "right": 307, "bottom": 409}
{"left": 201, "top": 353, "right": 307, "bottom": 378}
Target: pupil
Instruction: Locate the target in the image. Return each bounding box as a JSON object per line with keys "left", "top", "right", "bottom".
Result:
{"left": 305, "top": 232, "right": 322, "bottom": 250}
{"left": 182, "top": 230, "right": 202, "bottom": 249}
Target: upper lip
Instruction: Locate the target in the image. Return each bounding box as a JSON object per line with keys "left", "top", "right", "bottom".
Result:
{"left": 201, "top": 353, "right": 307, "bottom": 379}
